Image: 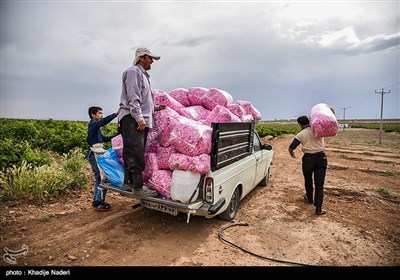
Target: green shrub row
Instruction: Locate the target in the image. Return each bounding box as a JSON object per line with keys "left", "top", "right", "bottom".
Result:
{"left": 0, "top": 118, "right": 113, "bottom": 202}
{"left": 0, "top": 148, "right": 87, "bottom": 202}
{"left": 349, "top": 123, "right": 400, "bottom": 133}
{"left": 0, "top": 118, "right": 117, "bottom": 170}
{"left": 256, "top": 123, "right": 301, "bottom": 138}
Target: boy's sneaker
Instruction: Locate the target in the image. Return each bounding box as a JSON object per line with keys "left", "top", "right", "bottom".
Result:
{"left": 133, "top": 186, "right": 158, "bottom": 197}
{"left": 101, "top": 201, "right": 110, "bottom": 207}
{"left": 92, "top": 201, "right": 111, "bottom": 212}
{"left": 92, "top": 200, "right": 110, "bottom": 206}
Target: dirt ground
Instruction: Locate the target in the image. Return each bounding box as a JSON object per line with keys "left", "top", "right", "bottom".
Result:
{"left": 1, "top": 128, "right": 399, "bottom": 268}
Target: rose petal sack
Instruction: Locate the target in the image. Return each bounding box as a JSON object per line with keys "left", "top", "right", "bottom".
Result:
{"left": 310, "top": 103, "right": 339, "bottom": 137}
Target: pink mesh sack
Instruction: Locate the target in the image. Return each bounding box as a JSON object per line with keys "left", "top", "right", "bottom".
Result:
{"left": 169, "top": 118, "right": 212, "bottom": 157}
{"left": 111, "top": 134, "right": 124, "bottom": 166}
{"left": 310, "top": 103, "right": 339, "bottom": 137}
{"left": 168, "top": 153, "right": 211, "bottom": 174}
{"left": 142, "top": 153, "right": 159, "bottom": 182}
{"left": 227, "top": 103, "right": 246, "bottom": 118}
{"left": 145, "top": 128, "right": 160, "bottom": 153}
{"left": 154, "top": 107, "right": 180, "bottom": 147}
{"left": 188, "top": 87, "right": 208, "bottom": 106}
{"left": 157, "top": 146, "right": 177, "bottom": 169}
{"left": 241, "top": 114, "right": 255, "bottom": 122}
{"left": 168, "top": 88, "right": 190, "bottom": 107}
{"left": 201, "top": 88, "right": 233, "bottom": 111}
{"left": 237, "top": 100, "right": 262, "bottom": 120}
{"left": 179, "top": 105, "right": 211, "bottom": 121}
{"left": 203, "top": 105, "right": 241, "bottom": 126}
{"left": 148, "top": 170, "right": 172, "bottom": 199}
{"left": 154, "top": 89, "right": 184, "bottom": 112}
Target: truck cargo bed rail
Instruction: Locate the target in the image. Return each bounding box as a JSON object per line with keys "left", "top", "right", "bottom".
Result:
{"left": 211, "top": 122, "right": 254, "bottom": 171}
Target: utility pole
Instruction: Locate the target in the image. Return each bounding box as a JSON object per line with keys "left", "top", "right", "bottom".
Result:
{"left": 341, "top": 107, "right": 348, "bottom": 132}
{"left": 375, "top": 88, "right": 390, "bottom": 144}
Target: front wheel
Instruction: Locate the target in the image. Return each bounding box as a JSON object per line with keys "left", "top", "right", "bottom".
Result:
{"left": 219, "top": 187, "right": 240, "bottom": 221}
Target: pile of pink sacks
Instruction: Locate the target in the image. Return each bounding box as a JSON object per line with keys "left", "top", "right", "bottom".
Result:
{"left": 310, "top": 103, "right": 339, "bottom": 137}
{"left": 112, "top": 87, "right": 262, "bottom": 200}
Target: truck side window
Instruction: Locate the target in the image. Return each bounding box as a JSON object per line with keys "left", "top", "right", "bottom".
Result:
{"left": 253, "top": 134, "right": 261, "bottom": 152}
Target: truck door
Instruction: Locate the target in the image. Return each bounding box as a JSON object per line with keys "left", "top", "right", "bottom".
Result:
{"left": 253, "top": 133, "right": 268, "bottom": 186}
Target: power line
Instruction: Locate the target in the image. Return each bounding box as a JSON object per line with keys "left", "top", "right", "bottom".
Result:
{"left": 345, "top": 82, "right": 398, "bottom": 110}
{"left": 382, "top": 82, "right": 400, "bottom": 89}
{"left": 345, "top": 92, "right": 376, "bottom": 110}
{"left": 341, "top": 107, "right": 348, "bottom": 132}
{"left": 375, "top": 88, "right": 391, "bottom": 144}
{"left": 341, "top": 107, "right": 348, "bottom": 120}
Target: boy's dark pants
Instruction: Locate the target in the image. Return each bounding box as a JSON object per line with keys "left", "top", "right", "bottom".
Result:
{"left": 86, "top": 151, "right": 107, "bottom": 203}
{"left": 120, "top": 114, "right": 148, "bottom": 189}
{"left": 302, "top": 152, "right": 327, "bottom": 209}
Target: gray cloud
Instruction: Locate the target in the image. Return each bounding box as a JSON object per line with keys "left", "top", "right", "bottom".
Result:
{"left": 1, "top": 1, "right": 399, "bottom": 121}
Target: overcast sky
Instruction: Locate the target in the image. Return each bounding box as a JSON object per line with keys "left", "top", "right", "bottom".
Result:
{"left": 1, "top": 0, "right": 399, "bottom": 121}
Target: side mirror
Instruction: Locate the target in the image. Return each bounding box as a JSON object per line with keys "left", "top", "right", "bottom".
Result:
{"left": 262, "top": 144, "right": 272, "bottom": 150}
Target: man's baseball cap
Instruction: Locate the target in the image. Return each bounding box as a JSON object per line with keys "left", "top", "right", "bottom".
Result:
{"left": 133, "top": 48, "right": 161, "bottom": 65}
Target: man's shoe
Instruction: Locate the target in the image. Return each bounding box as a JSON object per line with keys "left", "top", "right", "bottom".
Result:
{"left": 133, "top": 186, "right": 158, "bottom": 197}
{"left": 303, "top": 194, "right": 313, "bottom": 205}
{"left": 315, "top": 209, "right": 327, "bottom": 215}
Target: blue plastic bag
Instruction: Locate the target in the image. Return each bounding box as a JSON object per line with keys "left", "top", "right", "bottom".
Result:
{"left": 97, "top": 148, "right": 124, "bottom": 187}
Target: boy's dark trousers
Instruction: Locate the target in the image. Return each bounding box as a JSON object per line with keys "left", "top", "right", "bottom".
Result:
{"left": 87, "top": 151, "right": 104, "bottom": 202}
{"left": 120, "top": 114, "right": 148, "bottom": 189}
{"left": 302, "top": 152, "right": 327, "bottom": 209}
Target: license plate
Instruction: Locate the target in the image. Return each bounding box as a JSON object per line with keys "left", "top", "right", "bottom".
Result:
{"left": 141, "top": 201, "right": 178, "bottom": 216}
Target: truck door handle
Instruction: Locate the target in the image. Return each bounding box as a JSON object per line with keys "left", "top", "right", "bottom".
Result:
{"left": 256, "top": 157, "right": 260, "bottom": 161}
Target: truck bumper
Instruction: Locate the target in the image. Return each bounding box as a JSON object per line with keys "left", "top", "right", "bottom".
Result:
{"left": 207, "top": 198, "right": 226, "bottom": 215}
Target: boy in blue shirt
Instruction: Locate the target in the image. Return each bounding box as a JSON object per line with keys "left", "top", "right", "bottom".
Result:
{"left": 86, "top": 106, "right": 118, "bottom": 211}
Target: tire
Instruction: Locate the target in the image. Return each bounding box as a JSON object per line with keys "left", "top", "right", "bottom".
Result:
{"left": 258, "top": 167, "right": 271, "bottom": 187}
{"left": 219, "top": 187, "right": 240, "bottom": 221}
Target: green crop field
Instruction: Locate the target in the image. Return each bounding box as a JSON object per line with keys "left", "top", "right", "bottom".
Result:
{"left": 0, "top": 118, "right": 398, "bottom": 202}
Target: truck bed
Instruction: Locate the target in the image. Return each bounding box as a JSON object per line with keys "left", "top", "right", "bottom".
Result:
{"left": 98, "top": 121, "right": 271, "bottom": 222}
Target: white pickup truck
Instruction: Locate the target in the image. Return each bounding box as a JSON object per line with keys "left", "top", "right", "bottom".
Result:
{"left": 99, "top": 122, "right": 273, "bottom": 223}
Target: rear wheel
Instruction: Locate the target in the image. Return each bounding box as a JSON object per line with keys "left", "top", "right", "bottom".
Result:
{"left": 258, "top": 167, "right": 271, "bottom": 187}
{"left": 219, "top": 187, "right": 240, "bottom": 221}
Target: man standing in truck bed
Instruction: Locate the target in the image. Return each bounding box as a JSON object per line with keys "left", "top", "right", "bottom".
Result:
{"left": 118, "top": 47, "right": 165, "bottom": 197}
